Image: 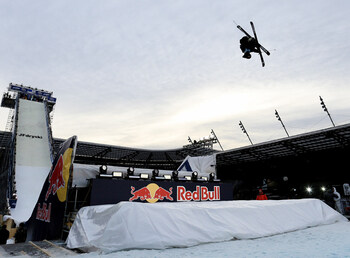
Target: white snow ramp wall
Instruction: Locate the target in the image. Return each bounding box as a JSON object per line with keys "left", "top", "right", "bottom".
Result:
{"left": 66, "top": 199, "right": 347, "bottom": 252}
{"left": 11, "top": 99, "right": 52, "bottom": 222}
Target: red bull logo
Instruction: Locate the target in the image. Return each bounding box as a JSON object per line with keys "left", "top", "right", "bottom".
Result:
{"left": 177, "top": 186, "right": 220, "bottom": 201}
{"left": 36, "top": 202, "right": 51, "bottom": 223}
{"left": 129, "top": 183, "right": 173, "bottom": 203}
{"left": 45, "top": 154, "right": 65, "bottom": 201}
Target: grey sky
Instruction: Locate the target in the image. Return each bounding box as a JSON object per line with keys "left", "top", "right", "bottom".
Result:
{"left": 1, "top": 0, "right": 350, "bottom": 150}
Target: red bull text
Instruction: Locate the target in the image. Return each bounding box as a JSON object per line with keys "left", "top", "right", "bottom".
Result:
{"left": 36, "top": 202, "right": 51, "bottom": 223}
{"left": 177, "top": 186, "right": 220, "bottom": 201}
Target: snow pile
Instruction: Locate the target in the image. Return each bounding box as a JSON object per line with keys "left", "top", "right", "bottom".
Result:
{"left": 66, "top": 199, "right": 346, "bottom": 252}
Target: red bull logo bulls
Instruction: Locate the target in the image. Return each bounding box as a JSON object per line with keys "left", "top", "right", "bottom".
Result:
{"left": 45, "top": 154, "right": 65, "bottom": 201}
{"left": 129, "top": 183, "right": 173, "bottom": 203}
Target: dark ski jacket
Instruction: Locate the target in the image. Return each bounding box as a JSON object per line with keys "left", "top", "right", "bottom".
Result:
{"left": 14, "top": 226, "right": 27, "bottom": 243}
{"left": 0, "top": 225, "right": 9, "bottom": 244}
{"left": 324, "top": 189, "right": 336, "bottom": 209}
{"left": 240, "top": 36, "right": 259, "bottom": 53}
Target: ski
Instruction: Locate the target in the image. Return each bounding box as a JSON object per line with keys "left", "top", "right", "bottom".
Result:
{"left": 237, "top": 25, "right": 253, "bottom": 39}
{"left": 250, "top": 21, "right": 270, "bottom": 55}
{"left": 250, "top": 21, "right": 265, "bottom": 67}
{"left": 258, "top": 43, "right": 270, "bottom": 56}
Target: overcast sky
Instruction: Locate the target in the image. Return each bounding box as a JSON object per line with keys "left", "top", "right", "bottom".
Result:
{"left": 1, "top": 0, "right": 350, "bottom": 150}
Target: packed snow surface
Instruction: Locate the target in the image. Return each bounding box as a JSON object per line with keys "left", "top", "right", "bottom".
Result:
{"left": 79, "top": 221, "right": 350, "bottom": 258}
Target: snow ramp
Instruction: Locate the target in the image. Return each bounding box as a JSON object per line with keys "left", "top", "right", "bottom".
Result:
{"left": 10, "top": 99, "right": 52, "bottom": 223}
{"left": 66, "top": 199, "right": 347, "bottom": 252}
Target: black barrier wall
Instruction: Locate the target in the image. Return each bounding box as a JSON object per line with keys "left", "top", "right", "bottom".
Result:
{"left": 90, "top": 179, "right": 233, "bottom": 205}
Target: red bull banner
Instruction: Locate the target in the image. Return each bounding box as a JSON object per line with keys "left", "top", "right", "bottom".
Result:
{"left": 26, "top": 136, "right": 77, "bottom": 241}
{"left": 90, "top": 179, "right": 233, "bottom": 206}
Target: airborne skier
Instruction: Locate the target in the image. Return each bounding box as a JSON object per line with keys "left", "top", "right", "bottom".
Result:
{"left": 240, "top": 36, "right": 259, "bottom": 59}
{"left": 236, "top": 21, "right": 270, "bottom": 67}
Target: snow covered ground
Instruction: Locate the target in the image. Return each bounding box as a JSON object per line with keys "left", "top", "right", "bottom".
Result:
{"left": 79, "top": 221, "right": 350, "bottom": 258}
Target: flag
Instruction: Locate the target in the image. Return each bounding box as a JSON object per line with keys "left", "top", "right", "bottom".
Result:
{"left": 26, "top": 136, "right": 77, "bottom": 241}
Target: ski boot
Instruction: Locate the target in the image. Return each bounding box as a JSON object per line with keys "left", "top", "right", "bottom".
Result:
{"left": 243, "top": 49, "right": 251, "bottom": 59}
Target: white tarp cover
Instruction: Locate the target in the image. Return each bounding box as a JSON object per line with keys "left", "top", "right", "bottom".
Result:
{"left": 177, "top": 155, "right": 215, "bottom": 175}
{"left": 66, "top": 199, "right": 346, "bottom": 252}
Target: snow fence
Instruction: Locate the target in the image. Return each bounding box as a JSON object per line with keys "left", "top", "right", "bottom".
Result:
{"left": 66, "top": 199, "right": 347, "bottom": 252}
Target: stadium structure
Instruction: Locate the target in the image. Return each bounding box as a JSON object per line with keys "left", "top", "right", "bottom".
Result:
{"left": 0, "top": 83, "right": 350, "bottom": 233}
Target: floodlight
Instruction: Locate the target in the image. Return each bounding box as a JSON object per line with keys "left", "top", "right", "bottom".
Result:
{"left": 184, "top": 176, "right": 192, "bottom": 181}
{"left": 196, "top": 176, "right": 208, "bottom": 182}
{"left": 306, "top": 186, "right": 312, "bottom": 193}
{"left": 126, "top": 167, "right": 140, "bottom": 179}
{"left": 127, "top": 167, "right": 135, "bottom": 176}
{"left": 321, "top": 186, "right": 326, "bottom": 192}
{"left": 140, "top": 173, "right": 149, "bottom": 179}
{"left": 98, "top": 173, "right": 112, "bottom": 178}
{"left": 112, "top": 171, "right": 123, "bottom": 178}
{"left": 209, "top": 173, "right": 215, "bottom": 181}
{"left": 164, "top": 174, "right": 171, "bottom": 180}
{"left": 99, "top": 165, "right": 107, "bottom": 174}
{"left": 209, "top": 172, "right": 221, "bottom": 182}
{"left": 127, "top": 175, "right": 141, "bottom": 180}
{"left": 152, "top": 169, "right": 166, "bottom": 180}
{"left": 152, "top": 169, "right": 159, "bottom": 179}
{"left": 191, "top": 171, "right": 198, "bottom": 181}
{"left": 172, "top": 170, "right": 179, "bottom": 181}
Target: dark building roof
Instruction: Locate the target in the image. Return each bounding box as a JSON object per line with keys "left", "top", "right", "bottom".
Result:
{"left": 215, "top": 123, "right": 350, "bottom": 199}
{"left": 54, "top": 137, "right": 218, "bottom": 169}
{"left": 216, "top": 123, "right": 350, "bottom": 166}
{"left": 0, "top": 131, "right": 218, "bottom": 170}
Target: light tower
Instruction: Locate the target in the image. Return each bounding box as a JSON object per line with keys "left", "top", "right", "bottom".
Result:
{"left": 239, "top": 120, "right": 253, "bottom": 145}
{"left": 275, "top": 109, "right": 289, "bottom": 137}
{"left": 319, "top": 96, "right": 335, "bottom": 127}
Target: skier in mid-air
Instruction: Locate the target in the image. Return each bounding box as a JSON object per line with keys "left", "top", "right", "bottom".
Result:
{"left": 239, "top": 36, "right": 259, "bottom": 59}
{"left": 236, "top": 21, "right": 270, "bottom": 66}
